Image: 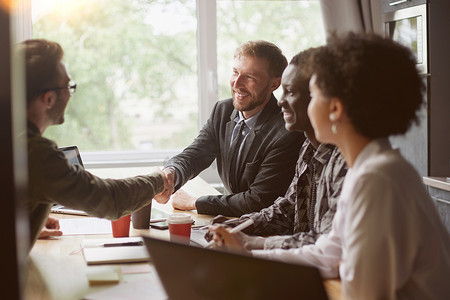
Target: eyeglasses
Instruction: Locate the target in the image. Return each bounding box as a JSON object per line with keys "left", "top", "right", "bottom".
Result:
{"left": 44, "top": 81, "right": 77, "bottom": 95}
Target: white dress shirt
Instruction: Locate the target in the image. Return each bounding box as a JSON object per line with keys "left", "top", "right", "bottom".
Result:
{"left": 253, "top": 138, "right": 450, "bottom": 299}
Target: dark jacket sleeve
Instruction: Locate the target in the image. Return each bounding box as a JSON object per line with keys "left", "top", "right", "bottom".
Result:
{"left": 164, "top": 101, "right": 222, "bottom": 190}
{"left": 195, "top": 130, "right": 303, "bottom": 217}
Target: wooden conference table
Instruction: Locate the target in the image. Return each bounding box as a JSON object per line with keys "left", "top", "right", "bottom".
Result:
{"left": 25, "top": 167, "right": 345, "bottom": 300}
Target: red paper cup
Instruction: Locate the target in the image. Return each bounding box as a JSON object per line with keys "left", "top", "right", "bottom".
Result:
{"left": 168, "top": 213, "right": 192, "bottom": 244}
{"left": 111, "top": 214, "right": 131, "bottom": 237}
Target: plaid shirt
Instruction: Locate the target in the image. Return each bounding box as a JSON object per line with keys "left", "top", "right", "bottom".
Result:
{"left": 240, "top": 140, "right": 347, "bottom": 249}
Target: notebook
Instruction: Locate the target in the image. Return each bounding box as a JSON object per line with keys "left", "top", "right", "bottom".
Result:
{"left": 81, "top": 237, "right": 149, "bottom": 265}
{"left": 143, "top": 236, "right": 329, "bottom": 300}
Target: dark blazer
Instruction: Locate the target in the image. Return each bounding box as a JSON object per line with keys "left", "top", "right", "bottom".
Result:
{"left": 165, "top": 95, "right": 304, "bottom": 217}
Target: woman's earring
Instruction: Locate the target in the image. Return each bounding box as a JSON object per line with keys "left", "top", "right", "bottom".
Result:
{"left": 331, "top": 124, "right": 337, "bottom": 134}
{"left": 329, "top": 113, "right": 337, "bottom": 134}
{"left": 329, "top": 113, "right": 336, "bottom": 121}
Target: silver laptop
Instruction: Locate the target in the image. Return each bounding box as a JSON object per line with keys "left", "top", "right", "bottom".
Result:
{"left": 143, "top": 236, "right": 329, "bottom": 300}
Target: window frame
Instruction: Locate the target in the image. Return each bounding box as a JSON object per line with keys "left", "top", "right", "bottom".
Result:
{"left": 19, "top": 0, "right": 218, "bottom": 169}
{"left": 19, "top": 0, "right": 324, "bottom": 178}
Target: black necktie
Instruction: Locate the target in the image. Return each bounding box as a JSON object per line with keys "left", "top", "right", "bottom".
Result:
{"left": 231, "top": 120, "right": 246, "bottom": 146}
{"left": 230, "top": 121, "right": 247, "bottom": 179}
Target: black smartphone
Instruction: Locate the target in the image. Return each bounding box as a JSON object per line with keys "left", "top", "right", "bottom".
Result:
{"left": 150, "top": 219, "right": 196, "bottom": 230}
{"left": 149, "top": 208, "right": 170, "bottom": 230}
{"left": 150, "top": 221, "right": 169, "bottom": 230}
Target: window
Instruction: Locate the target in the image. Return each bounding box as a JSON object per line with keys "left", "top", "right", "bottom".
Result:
{"left": 32, "top": 0, "right": 199, "bottom": 153}
{"left": 29, "top": 0, "right": 324, "bottom": 165}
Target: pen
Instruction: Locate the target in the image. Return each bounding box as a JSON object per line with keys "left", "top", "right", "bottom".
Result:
{"left": 103, "top": 241, "right": 144, "bottom": 247}
{"left": 204, "top": 218, "right": 254, "bottom": 248}
{"left": 195, "top": 218, "right": 239, "bottom": 230}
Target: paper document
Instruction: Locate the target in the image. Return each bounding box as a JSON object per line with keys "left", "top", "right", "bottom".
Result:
{"left": 190, "top": 229, "right": 210, "bottom": 247}
{"left": 59, "top": 217, "right": 112, "bottom": 235}
{"left": 81, "top": 237, "right": 149, "bottom": 265}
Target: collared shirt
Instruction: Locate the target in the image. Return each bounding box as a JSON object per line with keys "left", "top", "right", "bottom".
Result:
{"left": 231, "top": 110, "right": 260, "bottom": 149}
{"left": 252, "top": 139, "right": 450, "bottom": 299}
{"left": 241, "top": 139, "right": 347, "bottom": 249}
{"left": 233, "top": 110, "right": 261, "bottom": 136}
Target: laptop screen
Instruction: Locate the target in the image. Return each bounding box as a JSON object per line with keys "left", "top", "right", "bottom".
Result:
{"left": 59, "top": 146, "right": 84, "bottom": 168}
{"left": 51, "top": 146, "right": 87, "bottom": 215}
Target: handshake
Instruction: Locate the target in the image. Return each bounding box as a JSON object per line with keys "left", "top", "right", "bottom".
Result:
{"left": 153, "top": 168, "right": 177, "bottom": 204}
{"left": 153, "top": 168, "right": 199, "bottom": 211}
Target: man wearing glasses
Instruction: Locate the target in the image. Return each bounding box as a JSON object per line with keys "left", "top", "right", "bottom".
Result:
{"left": 21, "top": 39, "right": 171, "bottom": 249}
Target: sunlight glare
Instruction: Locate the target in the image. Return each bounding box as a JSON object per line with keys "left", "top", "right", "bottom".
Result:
{"left": 32, "top": 0, "right": 91, "bottom": 22}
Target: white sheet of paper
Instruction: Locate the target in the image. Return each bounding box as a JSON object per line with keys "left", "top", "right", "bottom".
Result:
{"left": 59, "top": 217, "right": 112, "bottom": 235}
{"left": 190, "top": 228, "right": 209, "bottom": 247}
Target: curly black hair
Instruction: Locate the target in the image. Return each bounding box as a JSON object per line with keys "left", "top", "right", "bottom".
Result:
{"left": 289, "top": 46, "right": 321, "bottom": 103}
{"left": 312, "top": 32, "right": 424, "bottom": 138}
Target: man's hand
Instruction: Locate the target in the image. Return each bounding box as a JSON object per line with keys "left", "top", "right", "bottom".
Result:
{"left": 38, "top": 216, "right": 63, "bottom": 239}
{"left": 171, "top": 188, "right": 197, "bottom": 210}
{"left": 209, "top": 224, "right": 249, "bottom": 253}
{"left": 209, "top": 224, "right": 265, "bottom": 251}
{"left": 204, "top": 216, "right": 240, "bottom": 241}
{"left": 154, "top": 169, "right": 175, "bottom": 204}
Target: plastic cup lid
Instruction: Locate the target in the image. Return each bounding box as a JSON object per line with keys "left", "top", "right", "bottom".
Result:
{"left": 167, "top": 213, "right": 193, "bottom": 224}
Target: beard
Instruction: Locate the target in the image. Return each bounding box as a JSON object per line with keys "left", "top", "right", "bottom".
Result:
{"left": 47, "top": 94, "right": 68, "bottom": 125}
{"left": 231, "top": 83, "right": 272, "bottom": 112}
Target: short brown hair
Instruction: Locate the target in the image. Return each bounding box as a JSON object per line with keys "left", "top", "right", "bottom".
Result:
{"left": 234, "top": 40, "right": 288, "bottom": 78}
{"left": 17, "top": 39, "right": 64, "bottom": 107}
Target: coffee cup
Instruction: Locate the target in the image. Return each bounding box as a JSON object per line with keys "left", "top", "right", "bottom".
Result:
{"left": 111, "top": 214, "right": 131, "bottom": 237}
{"left": 132, "top": 203, "right": 152, "bottom": 229}
{"left": 167, "top": 213, "right": 193, "bottom": 244}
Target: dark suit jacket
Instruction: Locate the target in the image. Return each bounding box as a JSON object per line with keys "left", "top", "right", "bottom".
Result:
{"left": 165, "top": 95, "right": 304, "bottom": 217}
